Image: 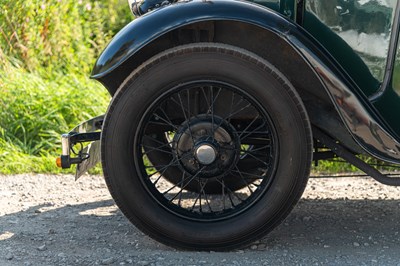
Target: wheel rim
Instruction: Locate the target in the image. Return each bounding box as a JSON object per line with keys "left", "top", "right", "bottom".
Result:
{"left": 135, "top": 80, "right": 279, "bottom": 221}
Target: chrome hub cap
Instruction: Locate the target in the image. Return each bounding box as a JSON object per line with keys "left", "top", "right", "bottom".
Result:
{"left": 195, "top": 144, "right": 217, "bottom": 165}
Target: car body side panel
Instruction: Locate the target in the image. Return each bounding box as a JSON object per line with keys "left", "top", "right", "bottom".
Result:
{"left": 91, "top": 0, "right": 400, "bottom": 163}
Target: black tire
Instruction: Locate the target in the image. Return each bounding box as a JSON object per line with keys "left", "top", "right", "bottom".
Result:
{"left": 102, "top": 43, "right": 312, "bottom": 251}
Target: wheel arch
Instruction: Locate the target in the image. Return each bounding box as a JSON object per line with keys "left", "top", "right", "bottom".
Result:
{"left": 93, "top": 0, "right": 400, "bottom": 163}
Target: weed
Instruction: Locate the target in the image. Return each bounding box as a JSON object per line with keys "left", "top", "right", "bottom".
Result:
{"left": 0, "top": 0, "right": 127, "bottom": 173}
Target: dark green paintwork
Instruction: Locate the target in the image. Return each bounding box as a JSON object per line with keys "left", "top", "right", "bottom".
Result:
{"left": 303, "top": 12, "right": 380, "bottom": 97}
{"left": 302, "top": 0, "right": 395, "bottom": 94}
{"left": 247, "top": 0, "right": 296, "bottom": 20}
{"left": 374, "top": 40, "right": 400, "bottom": 136}
{"left": 302, "top": 0, "right": 400, "bottom": 137}
{"left": 248, "top": 0, "right": 279, "bottom": 10}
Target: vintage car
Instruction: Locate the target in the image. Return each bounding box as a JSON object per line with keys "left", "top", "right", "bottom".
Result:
{"left": 57, "top": 0, "right": 400, "bottom": 250}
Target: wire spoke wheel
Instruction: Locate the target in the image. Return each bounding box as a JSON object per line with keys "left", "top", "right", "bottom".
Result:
{"left": 102, "top": 43, "right": 312, "bottom": 250}
{"left": 137, "top": 81, "right": 277, "bottom": 220}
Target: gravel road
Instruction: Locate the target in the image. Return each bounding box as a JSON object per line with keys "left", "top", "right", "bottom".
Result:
{"left": 1, "top": 174, "right": 400, "bottom": 265}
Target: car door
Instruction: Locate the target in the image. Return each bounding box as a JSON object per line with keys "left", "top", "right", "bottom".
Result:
{"left": 373, "top": 22, "right": 400, "bottom": 138}
{"left": 302, "top": 0, "right": 400, "bottom": 137}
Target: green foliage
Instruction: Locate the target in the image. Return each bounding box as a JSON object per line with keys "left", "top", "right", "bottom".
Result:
{"left": 0, "top": 66, "right": 110, "bottom": 173}
{"left": 312, "top": 155, "right": 400, "bottom": 176}
{"left": 0, "top": 0, "right": 131, "bottom": 73}
{"left": 0, "top": 0, "right": 131, "bottom": 174}
{"left": 0, "top": 67, "right": 109, "bottom": 155}
{"left": 312, "top": 159, "right": 359, "bottom": 175}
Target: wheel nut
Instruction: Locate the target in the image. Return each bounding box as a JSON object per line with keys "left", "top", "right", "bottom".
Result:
{"left": 220, "top": 154, "right": 227, "bottom": 161}
{"left": 188, "top": 159, "right": 195, "bottom": 165}
{"left": 199, "top": 129, "right": 207, "bottom": 135}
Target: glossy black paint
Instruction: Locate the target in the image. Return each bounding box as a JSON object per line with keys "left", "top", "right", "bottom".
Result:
{"left": 370, "top": 1, "right": 400, "bottom": 102}
{"left": 91, "top": 0, "right": 400, "bottom": 163}
{"left": 91, "top": 0, "right": 290, "bottom": 78}
{"left": 289, "top": 30, "right": 400, "bottom": 163}
{"left": 370, "top": 2, "right": 400, "bottom": 137}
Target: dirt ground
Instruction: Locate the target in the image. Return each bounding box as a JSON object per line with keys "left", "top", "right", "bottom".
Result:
{"left": 1, "top": 174, "right": 400, "bottom": 265}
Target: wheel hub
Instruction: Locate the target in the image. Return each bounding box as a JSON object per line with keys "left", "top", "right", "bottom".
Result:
{"left": 173, "top": 115, "right": 240, "bottom": 178}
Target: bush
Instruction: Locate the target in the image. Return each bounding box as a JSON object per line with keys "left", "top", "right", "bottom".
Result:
{"left": 0, "top": 0, "right": 131, "bottom": 174}
{"left": 0, "top": 0, "right": 131, "bottom": 73}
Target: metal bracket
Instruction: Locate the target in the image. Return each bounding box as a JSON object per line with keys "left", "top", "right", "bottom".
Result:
{"left": 57, "top": 115, "right": 104, "bottom": 171}
{"left": 313, "top": 127, "right": 400, "bottom": 186}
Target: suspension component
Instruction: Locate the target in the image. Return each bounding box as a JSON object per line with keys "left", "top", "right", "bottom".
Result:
{"left": 313, "top": 127, "right": 400, "bottom": 186}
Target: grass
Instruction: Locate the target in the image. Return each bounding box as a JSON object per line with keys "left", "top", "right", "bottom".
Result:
{"left": 0, "top": 65, "right": 109, "bottom": 174}
{"left": 0, "top": 0, "right": 129, "bottom": 174}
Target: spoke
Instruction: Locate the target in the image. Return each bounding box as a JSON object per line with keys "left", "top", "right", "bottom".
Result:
{"left": 240, "top": 149, "right": 268, "bottom": 157}
{"left": 200, "top": 87, "right": 211, "bottom": 112}
{"left": 158, "top": 106, "right": 176, "bottom": 126}
{"left": 178, "top": 172, "right": 185, "bottom": 207}
{"left": 142, "top": 143, "right": 174, "bottom": 155}
{"left": 211, "top": 101, "right": 252, "bottom": 137}
{"left": 231, "top": 169, "right": 266, "bottom": 180}
{"left": 191, "top": 189, "right": 202, "bottom": 212}
{"left": 225, "top": 103, "right": 252, "bottom": 121}
{"left": 147, "top": 156, "right": 179, "bottom": 173}
{"left": 241, "top": 151, "right": 270, "bottom": 167}
{"left": 162, "top": 174, "right": 188, "bottom": 195}
{"left": 198, "top": 179, "right": 214, "bottom": 213}
{"left": 147, "top": 120, "right": 176, "bottom": 128}
{"left": 204, "top": 86, "right": 222, "bottom": 142}
{"left": 244, "top": 144, "right": 271, "bottom": 152}
{"left": 207, "top": 86, "right": 222, "bottom": 115}
{"left": 150, "top": 157, "right": 180, "bottom": 186}
{"left": 177, "top": 92, "right": 189, "bottom": 121}
{"left": 211, "top": 87, "right": 215, "bottom": 142}
{"left": 237, "top": 114, "right": 260, "bottom": 139}
{"left": 221, "top": 179, "right": 226, "bottom": 210}
{"left": 227, "top": 95, "right": 245, "bottom": 122}
{"left": 233, "top": 166, "right": 254, "bottom": 194}
{"left": 214, "top": 178, "right": 244, "bottom": 204}
{"left": 186, "top": 88, "right": 192, "bottom": 116}
{"left": 151, "top": 165, "right": 169, "bottom": 186}
{"left": 177, "top": 92, "right": 195, "bottom": 144}
{"left": 146, "top": 152, "right": 191, "bottom": 176}
{"left": 240, "top": 148, "right": 268, "bottom": 157}
{"left": 165, "top": 166, "right": 206, "bottom": 199}
{"left": 143, "top": 135, "right": 174, "bottom": 147}
{"left": 227, "top": 191, "right": 236, "bottom": 208}
{"left": 227, "top": 91, "right": 236, "bottom": 123}
{"left": 239, "top": 122, "right": 268, "bottom": 142}
{"left": 169, "top": 93, "right": 194, "bottom": 119}
{"left": 153, "top": 114, "right": 179, "bottom": 131}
